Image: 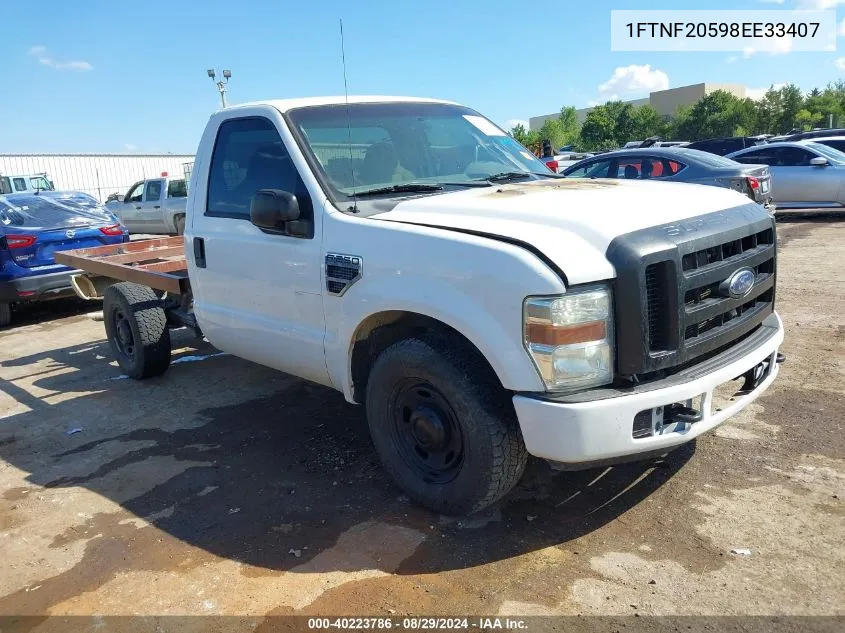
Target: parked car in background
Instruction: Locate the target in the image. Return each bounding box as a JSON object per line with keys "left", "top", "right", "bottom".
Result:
{"left": 0, "top": 192, "right": 129, "bottom": 326}
{"left": 106, "top": 176, "right": 188, "bottom": 234}
{"left": 543, "top": 151, "right": 594, "bottom": 173}
{"left": 623, "top": 139, "right": 689, "bottom": 149}
{"left": 685, "top": 136, "right": 766, "bottom": 156}
{"left": 561, "top": 147, "right": 773, "bottom": 209}
{"left": 783, "top": 128, "right": 845, "bottom": 142}
{"left": 0, "top": 173, "right": 55, "bottom": 194}
{"left": 808, "top": 136, "right": 845, "bottom": 154}
{"left": 727, "top": 141, "right": 845, "bottom": 210}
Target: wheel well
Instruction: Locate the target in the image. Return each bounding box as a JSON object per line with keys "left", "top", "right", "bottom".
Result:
{"left": 349, "top": 311, "right": 503, "bottom": 403}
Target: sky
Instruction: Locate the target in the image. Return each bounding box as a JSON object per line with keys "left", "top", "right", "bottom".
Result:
{"left": 1, "top": 0, "right": 844, "bottom": 154}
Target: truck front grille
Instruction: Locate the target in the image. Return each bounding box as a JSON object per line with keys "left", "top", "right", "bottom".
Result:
{"left": 658, "top": 227, "right": 775, "bottom": 349}
{"left": 606, "top": 204, "right": 777, "bottom": 377}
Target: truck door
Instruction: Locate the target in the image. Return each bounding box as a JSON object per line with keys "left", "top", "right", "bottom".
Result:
{"left": 118, "top": 181, "right": 145, "bottom": 232}
{"left": 139, "top": 178, "right": 166, "bottom": 231}
{"left": 187, "top": 112, "right": 329, "bottom": 386}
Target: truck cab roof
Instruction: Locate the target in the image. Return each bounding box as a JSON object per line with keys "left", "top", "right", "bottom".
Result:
{"left": 222, "top": 95, "right": 456, "bottom": 114}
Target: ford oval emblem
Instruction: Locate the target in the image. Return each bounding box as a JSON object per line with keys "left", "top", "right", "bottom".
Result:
{"left": 723, "top": 267, "right": 756, "bottom": 299}
{"left": 65, "top": 229, "right": 76, "bottom": 239}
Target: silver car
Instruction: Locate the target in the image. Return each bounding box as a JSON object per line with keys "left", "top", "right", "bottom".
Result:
{"left": 561, "top": 147, "right": 773, "bottom": 208}
{"left": 807, "top": 136, "right": 845, "bottom": 154}
{"left": 727, "top": 141, "right": 845, "bottom": 210}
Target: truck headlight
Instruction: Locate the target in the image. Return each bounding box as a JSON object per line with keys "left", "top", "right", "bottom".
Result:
{"left": 523, "top": 285, "right": 614, "bottom": 392}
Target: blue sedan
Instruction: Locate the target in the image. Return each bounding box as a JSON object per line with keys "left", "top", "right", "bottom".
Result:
{"left": 0, "top": 192, "right": 129, "bottom": 327}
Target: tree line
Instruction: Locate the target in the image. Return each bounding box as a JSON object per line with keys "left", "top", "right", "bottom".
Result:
{"left": 511, "top": 81, "right": 845, "bottom": 153}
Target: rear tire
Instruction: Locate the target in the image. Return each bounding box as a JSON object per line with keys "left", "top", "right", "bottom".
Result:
{"left": 174, "top": 215, "right": 186, "bottom": 235}
{"left": 0, "top": 302, "right": 10, "bottom": 328}
{"left": 365, "top": 335, "right": 527, "bottom": 515}
{"left": 103, "top": 282, "right": 171, "bottom": 379}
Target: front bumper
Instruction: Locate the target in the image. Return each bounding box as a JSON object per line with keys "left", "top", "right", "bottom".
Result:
{"left": 0, "top": 269, "right": 79, "bottom": 302}
{"left": 513, "top": 312, "right": 784, "bottom": 466}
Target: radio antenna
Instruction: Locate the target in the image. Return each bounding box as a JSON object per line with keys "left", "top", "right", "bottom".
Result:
{"left": 340, "top": 19, "right": 358, "bottom": 212}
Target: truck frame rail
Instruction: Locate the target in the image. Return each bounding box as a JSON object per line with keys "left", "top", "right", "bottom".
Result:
{"left": 54, "top": 237, "right": 188, "bottom": 295}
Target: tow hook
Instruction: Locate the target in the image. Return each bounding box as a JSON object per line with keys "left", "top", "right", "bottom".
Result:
{"left": 741, "top": 352, "right": 785, "bottom": 392}
{"left": 664, "top": 404, "right": 703, "bottom": 425}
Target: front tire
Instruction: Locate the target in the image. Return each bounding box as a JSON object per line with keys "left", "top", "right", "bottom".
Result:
{"left": 103, "top": 282, "right": 171, "bottom": 379}
{"left": 365, "top": 336, "right": 527, "bottom": 515}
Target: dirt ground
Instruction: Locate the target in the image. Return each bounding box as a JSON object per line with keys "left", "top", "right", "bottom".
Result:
{"left": 0, "top": 215, "right": 843, "bottom": 629}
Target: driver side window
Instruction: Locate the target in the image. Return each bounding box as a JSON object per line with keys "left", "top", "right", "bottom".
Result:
{"left": 565, "top": 159, "right": 612, "bottom": 178}
{"left": 126, "top": 182, "right": 145, "bottom": 203}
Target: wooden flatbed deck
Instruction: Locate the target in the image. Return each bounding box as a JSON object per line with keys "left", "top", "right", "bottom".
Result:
{"left": 54, "top": 237, "right": 189, "bottom": 295}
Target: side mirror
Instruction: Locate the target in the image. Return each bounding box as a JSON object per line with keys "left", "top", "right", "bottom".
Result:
{"left": 809, "top": 156, "right": 828, "bottom": 166}
{"left": 250, "top": 189, "right": 300, "bottom": 231}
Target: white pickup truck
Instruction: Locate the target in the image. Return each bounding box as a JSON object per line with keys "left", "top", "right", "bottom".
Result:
{"left": 59, "top": 96, "right": 785, "bottom": 515}
{"left": 0, "top": 173, "right": 55, "bottom": 194}
{"left": 106, "top": 176, "right": 188, "bottom": 234}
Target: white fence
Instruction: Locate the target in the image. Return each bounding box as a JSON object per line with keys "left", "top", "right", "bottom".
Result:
{"left": 0, "top": 154, "right": 195, "bottom": 203}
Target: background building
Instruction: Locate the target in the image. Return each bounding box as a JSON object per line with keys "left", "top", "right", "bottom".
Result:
{"left": 529, "top": 82, "right": 747, "bottom": 130}
{"left": 0, "top": 154, "right": 195, "bottom": 202}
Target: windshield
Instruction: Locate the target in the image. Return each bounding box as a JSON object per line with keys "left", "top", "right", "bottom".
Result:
{"left": 29, "top": 176, "right": 54, "bottom": 191}
{"left": 287, "top": 102, "right": 550, "bottom": 201}
{"left": 806, "top": 142, "right": 845, "bottom": 163}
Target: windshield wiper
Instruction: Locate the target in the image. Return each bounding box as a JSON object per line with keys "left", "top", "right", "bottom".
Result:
{"left": 353, "top": 183, "right": 443, "bottom": 197}
{"left": 483, "top": 171, "right": 534, "bottom": 183}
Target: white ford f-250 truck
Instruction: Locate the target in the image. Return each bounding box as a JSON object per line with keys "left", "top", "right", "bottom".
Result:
{"left": 106, "top": 176, "right": 188, "bottom": 235}
{"left": 59, "top": 96, "right": 785, "bottom": 515}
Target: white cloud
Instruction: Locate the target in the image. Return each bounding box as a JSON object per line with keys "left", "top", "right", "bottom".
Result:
{"left": 747, "top": 83, "right": 787, "bottom": 100}
{"left": 597, "top": 65, "right": 668, "bottom": 96}
{"left": 797, "top": 0, "right": 845, "bottom": 8}
{"left": 504, "top": 119, "right": 528, "bottom": 131}
{"left": 836, "top": 57, "right": 845, "bottom": 70}
{"left": 28, "top": 45, "right": 92, "bottom": 71}
{"left": 770, "top": 36, "right": 794, "bottom": 55}
{"left": 726, "top": 55, "right": 739, "bottom": 64}
{"left": 124, "top": 144, "right": 138, "bottom": 151}
{"left": 742, "top": 37, "right": 791, "bottom": 59}
{"left": 587, "top": 94, "right": 619, "bottom": 107}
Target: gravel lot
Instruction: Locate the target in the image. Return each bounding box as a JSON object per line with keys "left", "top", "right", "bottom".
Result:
{"left": 0, "top": 216, "right": 843, "bottom": 627}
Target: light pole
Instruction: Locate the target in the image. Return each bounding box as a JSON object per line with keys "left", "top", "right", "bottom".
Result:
{"left": 207, "top": 68, "right": 232, "bottom": 108}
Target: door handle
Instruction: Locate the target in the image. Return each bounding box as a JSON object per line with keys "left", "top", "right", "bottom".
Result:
{"left": 153, "top": 205, "right": 161, "bottom": 209}
{"left": 193, "top": 237, "right": 206, "bottom": 268}
{"left": 134, "top": 205, "right": 142, "bottom": 210}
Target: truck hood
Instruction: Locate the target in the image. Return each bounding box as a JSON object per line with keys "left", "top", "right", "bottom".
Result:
{"left": 372, "top": 178, "right": 755, "bottom": 285}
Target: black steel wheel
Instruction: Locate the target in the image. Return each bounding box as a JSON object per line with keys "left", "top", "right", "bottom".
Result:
{"left": 366, "top": 334, "right": 527, "bottom": 515}
{"left": 389, "top": 379, "right": 465, "bottom": 484}
{"left": 111, "top": 306, "right": 136, "bottom": 361}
